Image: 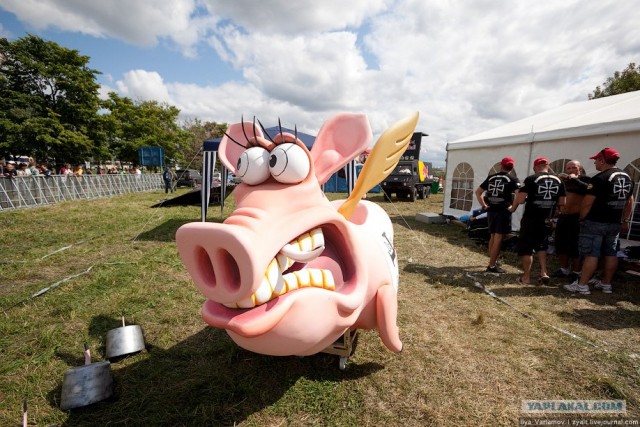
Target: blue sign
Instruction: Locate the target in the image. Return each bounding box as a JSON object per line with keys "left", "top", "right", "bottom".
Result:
{"left": 138, "top": 146, "right": 165, "bottom": 166}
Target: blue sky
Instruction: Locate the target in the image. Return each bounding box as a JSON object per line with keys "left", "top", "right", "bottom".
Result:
{"left": 1, "top": 0, "right": 639, "bottom": 167}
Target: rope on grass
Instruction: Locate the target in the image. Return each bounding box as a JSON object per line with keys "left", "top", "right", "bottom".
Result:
{"left": 2, "top": 266, "right": 95, "bottom": 314}
{"left": 0, "top": 238, "right": 89, "bottom": 264}
{"left": 465, "top": 273, "right": 598, "bottom": 348}
{"left": 384, "top": 198, "right": 431, "bottom": 259}
{"left": 40, "top": 239, "right": 86, "bottom": 259}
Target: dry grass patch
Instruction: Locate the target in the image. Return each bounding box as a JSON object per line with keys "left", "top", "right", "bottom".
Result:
{"left": 0, "top": 191, "right": 639, "bottom": 426}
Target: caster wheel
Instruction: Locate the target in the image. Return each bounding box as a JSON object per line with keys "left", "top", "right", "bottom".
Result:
{"left": 339, "top": 356, "right": 348, "bottom": 370}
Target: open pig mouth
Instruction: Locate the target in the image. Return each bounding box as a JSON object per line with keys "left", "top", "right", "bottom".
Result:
{"left": 221, "top": 225, "right": 350, "bottom": 309}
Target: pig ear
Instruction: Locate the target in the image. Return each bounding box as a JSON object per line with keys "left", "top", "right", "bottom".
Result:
{"left": 219, "top": 122, "right": 262, "bottom": 173}
{"left": 310, "top": 113, "right": 372, "bottom": 184}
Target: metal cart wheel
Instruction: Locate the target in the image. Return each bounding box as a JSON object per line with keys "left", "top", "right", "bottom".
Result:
{"left": 339, "top": 356, "right": 348, "bottom": 370}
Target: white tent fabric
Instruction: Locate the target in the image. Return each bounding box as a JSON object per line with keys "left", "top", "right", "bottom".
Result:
{"left": 444, "top": 90, "right": 640, "bottom": 233}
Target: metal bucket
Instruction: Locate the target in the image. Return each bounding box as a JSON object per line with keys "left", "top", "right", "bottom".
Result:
{"left": 60, "top": 358, "right": 113, "bottom": 410}
{"left": 105, "top": 323, "right": 145, "bottom": 360}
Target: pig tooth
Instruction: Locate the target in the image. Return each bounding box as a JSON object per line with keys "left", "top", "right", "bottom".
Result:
{"left": 297, "top": 233, "right": 313, "bottom": 252}
{"left": 276, "top": 253, "right": 292, "bottom": 272}
{"left": 236, "top": 295, "right": 256, "bottom": 309}
{"left": 267, "top": 259, "right": 286, "bottom": 296}
{"left": 294, "top": 270, "right": 311, "bottom": 287}
{"left": 279, "top": 228, "right": 325, "bottom": 263}
{"left": 283, "top": 273, "right": 298, "bottom": 292}
{"left": 280, "top": 246, "right": 324, "bottom": 263}
{"left": 272, "top": 272, "right": 286, "bottom": 296}
{"left": 230, "top": 265, "right": 335, "bottom": 310}
{"left": 322, "top": 270, "right": 335, "bottom": 291}
{"left": 310, "top": 228, "right": 324, "bottom": 248}
{"left": 266, "top": 259, "right": 279, "bottom": 285}
{"left": 309, "top": 269, "right": 324, "bottom": 287}
{"left": 254, "top": 276, "right": 273, "bottom": 305}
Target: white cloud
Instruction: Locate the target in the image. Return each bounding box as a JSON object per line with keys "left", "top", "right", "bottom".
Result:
{"left": 115, "top": 70, "right": 171, "bottom": 103}
{"left": 0, "top": 0, "right": 213, "bottom": 55}
{"left": 202, "top": 0, "right": 390, "bottom": 35}
{"left": 3, "top": 0, "right": 640, "bottom": 167}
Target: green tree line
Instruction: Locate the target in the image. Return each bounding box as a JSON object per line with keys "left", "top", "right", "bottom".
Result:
{"left": 0, "top": 34, "right": 226, "bottom": 168}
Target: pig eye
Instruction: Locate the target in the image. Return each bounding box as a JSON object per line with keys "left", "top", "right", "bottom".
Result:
{"left": 237, "top": 146, "right": 270, "bottom": 185}
{"left": 268, "top": 143, "right": 310, "bottom": 184}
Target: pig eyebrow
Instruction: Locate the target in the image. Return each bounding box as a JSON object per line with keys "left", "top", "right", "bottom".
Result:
{"left": 241, "top": 114, "right": 251, "bottom": 143}
{"left": 223, "top": 131, "right": 247, "bottom": 149}
{"left": 257, "top": 118, "right": 274, "bottom": 143}
{"left": 276, "top": 119, "right": 299, "bottom": 144}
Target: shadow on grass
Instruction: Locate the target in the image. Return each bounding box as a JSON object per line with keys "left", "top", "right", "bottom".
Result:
{"left": 54, "top": 325, "right": 383, "bottom": 426}
{"left": 558, "top": 307, "right": 640, "bottom": 330}
{"left": 134, "top": 218, "right": 219, "bottom": 242}
{"left": 407, "top": 262, "right": 640, "bottom": 330}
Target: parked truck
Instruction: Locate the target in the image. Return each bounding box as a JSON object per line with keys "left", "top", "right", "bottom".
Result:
{"left": 380, "top": 132, "right": 433, "bottom": 202}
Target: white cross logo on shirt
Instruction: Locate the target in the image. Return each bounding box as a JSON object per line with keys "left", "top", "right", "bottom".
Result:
{"left": 488, "top": 180, "right": 505, "bottom": 197}
{"left": 614, "top": 178, "right": 631, "bottom": 199}
{"left": 538, "top": 179, "right": 559, "bottom": 200}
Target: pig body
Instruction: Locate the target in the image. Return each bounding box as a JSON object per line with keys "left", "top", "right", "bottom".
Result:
{"left": 176, "top": 113, "right": 402, "bottom": 356}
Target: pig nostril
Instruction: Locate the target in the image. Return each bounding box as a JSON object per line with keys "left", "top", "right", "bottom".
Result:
{"left": 216, "top": 248, "right": 241, "bottom": 293}
{"left": 196, "top": 246, "right": 216, "bottom": 289}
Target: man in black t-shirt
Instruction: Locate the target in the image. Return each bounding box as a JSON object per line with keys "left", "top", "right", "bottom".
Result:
{"left": 563, "top": 148, "right": 635, "bottom": 295}
{"left": 510, "top": 157, "right": 566, "bottom": 284}
{"left": 475, "top": 157, "right": 521, "bottom": 273}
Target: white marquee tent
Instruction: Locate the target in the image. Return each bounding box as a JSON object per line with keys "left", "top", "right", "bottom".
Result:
{"left": 443, "top": 90, "right": 640, "bottom": 239}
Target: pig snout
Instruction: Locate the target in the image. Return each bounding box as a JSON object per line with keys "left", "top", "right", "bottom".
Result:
{"left": 176, "top": 222, "right": 262, "bottom": 305}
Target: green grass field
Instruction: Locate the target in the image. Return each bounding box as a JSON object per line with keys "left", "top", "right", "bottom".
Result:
{"left": 1, "top": 190, "right": 639, "bottom": 426}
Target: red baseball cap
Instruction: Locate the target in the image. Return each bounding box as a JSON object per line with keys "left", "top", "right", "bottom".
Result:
{"left": 533, "top": 157, "right": 548, "bottom": 167}
{"left": 501, "top": 157, "right": 515, "bottom": 167}
{"left": 589, "top": 147, "right": 620, "bottom": 161}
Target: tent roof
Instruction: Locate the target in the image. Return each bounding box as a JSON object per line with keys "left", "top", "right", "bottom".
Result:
{"left": 448, "top": 90, "right": 640, "bottom": 151}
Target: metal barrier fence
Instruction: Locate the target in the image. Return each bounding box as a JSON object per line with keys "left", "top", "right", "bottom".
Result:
{"left": 0, "top": 174, "right": 164, "bottom": 211}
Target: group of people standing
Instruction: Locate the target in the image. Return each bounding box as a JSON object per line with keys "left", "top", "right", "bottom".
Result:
{"left": 475, "top": 147, "right": 635, "bottom": 295}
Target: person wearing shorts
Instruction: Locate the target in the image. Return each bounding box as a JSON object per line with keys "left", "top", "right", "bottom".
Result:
{"left": 510, "top": 157, "right": 566, "bottom": 284}
{"left": 475, "top": 157, "right": 520, "bottom": 273}
{"left": 563, "top": 148, "right": 635, "bottom": 295}
{"left": 553, "top": 160, "right": 590, "bottom": 280}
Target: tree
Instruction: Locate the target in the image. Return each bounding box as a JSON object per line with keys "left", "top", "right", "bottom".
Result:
{"left": 589, "top": 62, "right": 640, "bottom": 99}
{"left": 181, "top": 118, "right": 228, "bottom": 171}
{"left": 100, "top": 92, "right": 190, "bottom": 165}
{"left": 0, "top": 34, "right": 103, "bottom": 163}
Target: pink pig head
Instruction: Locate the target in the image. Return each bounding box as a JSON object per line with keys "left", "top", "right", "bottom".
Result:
{"left": 176, "top": 113, "right": 402, "bottom": 356}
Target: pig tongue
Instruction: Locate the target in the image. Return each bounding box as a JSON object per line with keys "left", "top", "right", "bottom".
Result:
{"left": 223, "top": 227, "right": 332, "bottom": 309}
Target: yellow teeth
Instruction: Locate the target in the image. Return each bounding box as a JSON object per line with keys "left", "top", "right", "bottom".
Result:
{"left": 222, "top": 228, "right": 334, "bottom": 309}
{"left": 223, "top": 268, "right": 335, "bottom": 309}
{"left": 280, "top": 227, "right": 325, "bottom": 262}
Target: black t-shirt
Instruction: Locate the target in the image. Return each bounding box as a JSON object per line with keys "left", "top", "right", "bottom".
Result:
{"left": 585, "top": 168, "right": 634, "bottom": 223}
{"left": 479, "top": 172, "right": 520, "bottom": 210}
{"left": 521, "top": 172, "right": 566, "bottom": 219}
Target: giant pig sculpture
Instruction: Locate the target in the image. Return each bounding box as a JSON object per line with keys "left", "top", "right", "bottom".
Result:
{"left": 176, "top": 113, "right": 415, "bottom": 357}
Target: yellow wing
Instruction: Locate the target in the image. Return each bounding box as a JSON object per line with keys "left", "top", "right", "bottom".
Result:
{"left": 338, "top": 112, "right": 419, "bottom": 220}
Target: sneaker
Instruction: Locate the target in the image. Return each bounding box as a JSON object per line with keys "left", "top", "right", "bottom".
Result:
{"left": 486, "top": 265, "right": 506, "bottom": 274}
{"left": 588, "top": 278, "right": 602, "bottom": 287}
{"left": 563, "top": 280, "right": 591, "bottom": 295}
{"left": 594, "top": 282, "right": 613, "bottom": 293}
{"left": 551, "top": 268, "right": 570, "bottom": 277}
